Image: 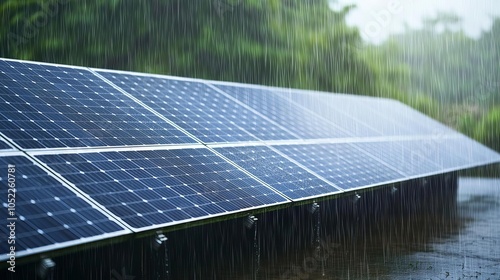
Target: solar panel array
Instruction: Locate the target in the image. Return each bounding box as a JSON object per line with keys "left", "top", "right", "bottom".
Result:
{"left": 1, "top": 58, "right": 499, "bottom": 260}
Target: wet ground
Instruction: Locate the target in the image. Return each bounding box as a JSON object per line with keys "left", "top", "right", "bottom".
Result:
{"left": 254, "top": 177, "right": 500, "bottom": 280}
{"left": 384, "top": 177, "right": 500, "bottom": 280}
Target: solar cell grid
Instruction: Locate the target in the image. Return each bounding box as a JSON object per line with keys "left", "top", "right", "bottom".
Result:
{"left": 369, "top": 99, "right": 457, "bottom": 135}
{"left": 0, "top": 59, "right": 195, "bottom": 149}
{"left": 274, "top": 143, "right": 406, "bottom": 190}
{"left": 0, "top": 137, "right": 12, "bottom": 150}
{"left": 98, "top": 71, "right": 299, "bottom": 143}
{"left": 0, "top": 154, "right": 128, "bottom": 261}
{"left": 273, "top": 89, "right": 383, "bottom": 137}
{"left": 442, "top": 136, "right": 500, "bottom": 164}
{"left": 211, "top": 84, "right": 352, "bottom": 139}
{"left": 398, "top": 139, "right": 470, "bottom": 170}
{"left": 275, "top": 89, "right": 456, "bottom": 137}
{"left": 37, "top": 148, "right": 288, "bottom": 230}
{"left": 216, "top": 145, "right": 343, "bottom": 200}
{"left": 312, "top": 94, "right": 421, "bottom": 136}
{"left": 353, "top": 140, "right": 442, "bottom": 177}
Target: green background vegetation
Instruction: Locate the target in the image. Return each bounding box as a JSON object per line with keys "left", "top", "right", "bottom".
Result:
{"left": 1, "top": 0, "right": 499, "bottom": 151}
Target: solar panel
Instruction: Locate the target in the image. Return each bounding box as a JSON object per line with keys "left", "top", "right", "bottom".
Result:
{"left": 0, "top": 153, "right": 129, "bottom": 261}
{"left": 210, "top": 84, "right": 352, "bottom": 139}
{"left": 0, "top": 137, "right": 13, "bottom": 150}
{"left": 311, "top": 94, "right": 426, "bottom": 136}
{"left": 438, "top": 135, "right": 500, "bottom": 165}
{"left": 274, "top": 89, "right": 459, "bottom": 137}
{"left": 0, "top": 59, "right": 195, "bottom": 149}
{"left": 215, "top": 145, "right": 343, "bottom": 200}
{"left": 36, "top": 148, "right": 289, "bottom": 230}
{"left": 273, "top": 143, "right": 406, "bottom": 190}
{"left": 397, "top": 139, "right": 472, "bottom": 170}
{"left": 365, "top": 98, "right": 457, "bottom": 135}
{"left": 354, "top": 140, "right": 442, "bottom": 177}
{"left": 97, "top": 71, "right": 298, "bottom": 143}
{"left": 272, "top": 89, "right": 383, "bottom": 137}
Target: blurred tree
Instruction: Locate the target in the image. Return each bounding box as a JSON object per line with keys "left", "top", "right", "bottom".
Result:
{"left": 475, "top": 107, "right": 500, "bottom": 152}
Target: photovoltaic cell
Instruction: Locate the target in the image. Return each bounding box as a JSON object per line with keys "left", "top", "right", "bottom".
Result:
{"left": 273, "top": 89, "right": 383, "bottom": 137}
{"left": 36, "top": 148, "right": 288, "bottom": 230}
{"left": 367, "top": 98, "right": 457, "bottom": 135}
{"left": 275, "top": 89, "right": 460, "bottom": 137}
{"left": 353, "top": 140, "right": 442, "bottom": 177}
{"left": 98, "top": 71, "right": 298, "bottom": 143}
{"left": 0, "top": 59, "right": 195, "bottom": 149}
{"left": 0, "top": 137, "right": 12, "bottom": 150}
{"left": 216, "top": 146, "right": 342, "bottom": 200}
{"left": 310, "top": 94, "right": 426, "bottom": 136}
{"left": 0, "top": 154, "right": 128, "bottom": 261}
{"left": 211, "top": 84, "right": 351, "bottom": 139}
{"left": 398, "top": 139, "right": 470, "bottom": 170}
{"left": 441, "top": 136, "right": 500, "bottom": 164}
{"left": 274, "top": 143, "right": 406, "bottom": 190}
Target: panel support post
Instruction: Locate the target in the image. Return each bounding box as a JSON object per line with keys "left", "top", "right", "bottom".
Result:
{"left": 309, "top": 202, "right": 324, "bottom": 276}
{"left": 245, "top": 215, "right": 260, "bottom": 280}
{"left": 37, "top": 257, "right": 55, "bottom": 280}
{"left": 151, "top": 232, "right": 169, "bottom": 279}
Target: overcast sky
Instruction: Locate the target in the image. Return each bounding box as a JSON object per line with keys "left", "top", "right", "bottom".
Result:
{"left": 329, "top": 0, "right": 500, "bottom": 43}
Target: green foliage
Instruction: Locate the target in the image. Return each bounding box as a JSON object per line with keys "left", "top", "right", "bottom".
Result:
{"left": 373, "top": 16, "right": 500, "bottom": 108}
{"left": 456, "top": 112, "right": 479, "bottom": 138}
{"left": 475, "top": 107, "right": 500, "bottom": 152}
{"left": 365, "top": 16, "right": 500, "bottom": 151}
{"left": 406, "top": 94, "right": 441, "bottom": 120}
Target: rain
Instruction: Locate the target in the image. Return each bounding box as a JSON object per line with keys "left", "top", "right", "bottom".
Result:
{"left": 0, "top": 0, "right": 499, "bottom": 279}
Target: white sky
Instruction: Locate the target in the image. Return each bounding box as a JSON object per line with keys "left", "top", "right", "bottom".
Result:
{"left": 329, "top": 0, "right": 500, "bottom": 43}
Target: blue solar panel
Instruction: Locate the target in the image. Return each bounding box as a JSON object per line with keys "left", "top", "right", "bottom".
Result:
{"left": 97, "top": 71, "right": 298, "bottom": 143}
{"left": 0, "top": 59, "right": 195, "bottom": 149}
{"left": 0, "top": 137, "right": 12, "bottom": 150}
{"left": 36, "top": 148, "right": 288, "bottom": 230}
{"left": 441, "top": 136, "right": 500, "bottom": 164}
{"left": 277, "top": 89, "right": 456, "bottom": 137}
{"left": 365, "top": 98, "right": 457, "bottom": 135}
{"left": 353, "top": 140, "right": 442, "bottom": 177}
{"left": 0, "top": 154, "right": 128, "bottom": 260}
{"left": 310, "top": 94, "right": 424, "bottom": 136}
{"left": 273, "top": 90, "right": 383, "bottom": 137}
{"left": 210, "top": 84, "right": 351, "bottom": 139}
{"left": 216, "top": 145, "right": 342, "bottom": 200}
{"left": 398, "top": 139, "right": 471, "bottom": 170}
{"left": 274, "top": 143, "right": 406, "bottom": 190}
